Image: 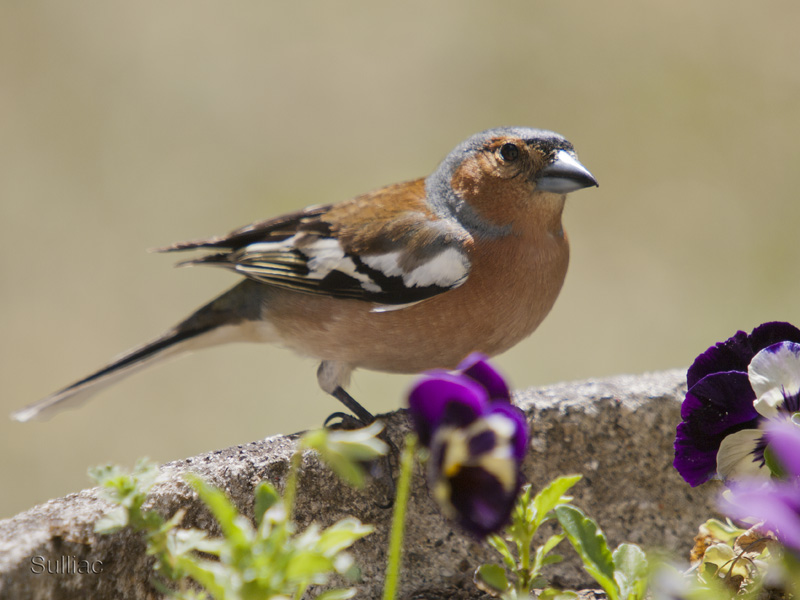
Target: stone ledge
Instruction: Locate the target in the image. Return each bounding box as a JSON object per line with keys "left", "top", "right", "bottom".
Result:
{"left": 0, "top": 369, "right": 716, "bottom": 599}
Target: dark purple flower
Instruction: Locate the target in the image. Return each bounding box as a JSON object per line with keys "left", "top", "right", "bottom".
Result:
{"left": 720, "top": 420, "right": 800, "bottom": 555}
{"left": 686, "top": 322, "right": 800, "bottom": 389}
{"left": 407, "top": 353, "right": 527, "bottom": 536}
{"left": 674, "top": 322, "right": 800, "bottom": 487}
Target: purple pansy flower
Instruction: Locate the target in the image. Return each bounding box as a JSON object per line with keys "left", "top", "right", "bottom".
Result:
{"left": 721, "top": 420, "right": 800, "bottom": 555}
{"left": 408, "top": 353, "right": 528, "bottom": 536}
{"left": 674, "top": 322, "right": 800, "bottom": 486}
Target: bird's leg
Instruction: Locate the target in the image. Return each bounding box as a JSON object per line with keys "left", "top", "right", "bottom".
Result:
{"left": 316, "top": 361, "right": 396, "bottom": 504}
{"left": 330, "top": 386, "right": 375, "bottom": 425}
{"left": 324, "top": 387, "right": 397, "bottom": 506}
{"left": 318, "top": 360, "right": 374, "bottom": 426}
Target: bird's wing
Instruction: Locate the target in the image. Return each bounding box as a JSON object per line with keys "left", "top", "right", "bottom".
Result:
{"left": 159, "top": 179, "right": 473, "bottom": 305}
{"left": 155, "top": 204, "right": 332, "bottom": 252}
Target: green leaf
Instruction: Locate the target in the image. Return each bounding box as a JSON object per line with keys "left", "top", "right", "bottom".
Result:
{"left": 540, "top": 533, "right": 566, "bottom": 556}
{"left": 533, "top": 534, "right": 565, "bottom": 574}
{"left": 554, "top": 505, "right": 618, "bottom": 600}
{"left": 539, "top": 589, "right": 579, "bottom": 600}
{"left": 167, "top": 527, "right": 225, "bottom": 558}
{"left": 94, "top": 506, "right": 128, "bottom": 534}
{"left": 293, "top": 522, "right": 323, "bottom": 551}
{"left": 89, "top": 459, "right": 161, "bottom": 515}
{"left": 701, "top": 542, "right": 735, "bottom": 568}
{"left": 304, "top": 430, "right": 367, "bottom": 488}
{"left": 316, "top": 588, "right": 357, "bottom": 600}
{"left": 473, "top": 563, "right": 510, "bottom": 596}
{"left": 532, "top": 475, "right": 582, "bottom": 530}
{"left": 338, "top": 561, "right": 362, "bottom": 583}
{"left": 333, "top": 552, "right": 355, "bottom": 576}
{"left": 530, "top": 575, "right": 548, "bottom": 589}
{"left": 131, "top": 457, "right": 161, "bottom": 485}
{"left": 326, "top": 455, "right": 368, "bottom": 488}
{"left": 487, "top": 534, "right": 517, "bottom": 571}
{"left": 649, "top": 562, "right": 735, "bottom": 600}
{"left": 540, "top": 554, "right": 564, "bottom": 567}
{"left": 88, "top": 464, "right": 117, "bottom": 486}
{"left": 302, "top": 422, "right": 388, "bottom": 488}
{"left": 254, "top": 481, "right": 280, "bottom": 526}
{"left": 186, "top": 474, "right": 253, "bottom": 550}
{"left": 317, "top": 518, "right": 373, "bottom": 556}
{"left": 285, "top": 551, "right": 334, "bottom": 580}
{"left": 176, "top": 558, "right": 230, "bottom": 599}
{"left": 697, "top": 518, "right": 744, "bottom": 545}
{"left": 509, "top": 484, "right": 533, "bottom": 536}
{"left": 612, "top": 543, "right": 648, "bottom": 600}
{"left": 325, "top": 421, "right": 389, "bottom": 460}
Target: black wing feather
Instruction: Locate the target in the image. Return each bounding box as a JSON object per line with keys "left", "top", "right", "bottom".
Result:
{"left": 157, "top": 205, "right": 332, "bottom": 252}
{"left": 161, "top": 204, "right": 470, "bottom": 305}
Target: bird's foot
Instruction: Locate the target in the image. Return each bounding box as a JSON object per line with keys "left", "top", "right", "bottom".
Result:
{"left": 323, "top": 411, "right": 365, "bottom": 430}
{"left": 330, "top": 386, "right": 375, "bottom": 425}
{"left": 322, "top": 389, "right": 399, "bottom": 507}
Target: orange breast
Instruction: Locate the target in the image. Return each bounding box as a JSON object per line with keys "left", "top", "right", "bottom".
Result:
{"left": 264, "top": 228, "right": 569, "bottom": 374}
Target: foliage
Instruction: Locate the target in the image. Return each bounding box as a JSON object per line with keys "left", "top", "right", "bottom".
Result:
{"left": 90, "top": 423, "right": 386, "bottom": 599}
{"left": 473, "top": 475, "right": 649, "bottom": 600}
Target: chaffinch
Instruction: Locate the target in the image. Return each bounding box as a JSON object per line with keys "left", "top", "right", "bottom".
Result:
{"left": 12, "top": 127, "right": 597, "bottom": 424}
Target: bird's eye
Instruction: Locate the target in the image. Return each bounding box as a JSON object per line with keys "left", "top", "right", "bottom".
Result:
{"left": 499, "top": 143, "right": 520, "bottom": 163}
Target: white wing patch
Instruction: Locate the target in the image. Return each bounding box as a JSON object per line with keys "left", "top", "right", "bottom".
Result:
{"left": 370, "top": 300, "right": 428, "bottom": 313}
{"left": 237, "top": 234, "right": 468, "bottom": 302}
{"left": 364, "top": 247, "right": 469, "bottom": 288}
{"left": 244, "top": 240, "right": 295, "bottom": 253}
{"left": 303, "top": 238, "right": 347, "bottom": 278}
{"left": 246, "top": 237, "right": 348, "bottom": 280}
{"left": 244, "top": 236, "right": 381, "bottom": 292}
{"left": 362, "top": 251, "right": 404, "bottom": 278}
{"left": 404, "top": 247, "right": 469, "bottom": 288}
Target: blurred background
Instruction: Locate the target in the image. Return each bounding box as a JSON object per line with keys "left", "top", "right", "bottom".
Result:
{"left": 2, "top": 1, "right": 799, "bottom": 518}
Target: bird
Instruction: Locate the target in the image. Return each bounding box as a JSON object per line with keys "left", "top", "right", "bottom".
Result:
{"left": 11, "top": 126, "right": 597, "bottom": 425}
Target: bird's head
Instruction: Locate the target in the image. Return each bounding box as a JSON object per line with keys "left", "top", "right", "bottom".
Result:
{"left": 426, "top": 127, "right": 597, "bottom": 235}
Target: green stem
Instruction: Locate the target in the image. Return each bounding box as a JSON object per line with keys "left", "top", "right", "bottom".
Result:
{"left": 518, "top": 531, "right": 533, "bottom": 593}
{"left": 283, "top": 448, "right": 303, "bottom": 522}
{"left": 382, "top": 434, "right": 416, "bottom": 600}
{"left": 785, "top": 552, "right": 800, "bottom": 597}
{"left": 293, "top": 580, "right": 308, "bottom": 600}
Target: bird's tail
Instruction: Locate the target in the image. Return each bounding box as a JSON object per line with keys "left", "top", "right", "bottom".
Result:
{"left": 11, "top": 281, "right": 266, "bottom": 422}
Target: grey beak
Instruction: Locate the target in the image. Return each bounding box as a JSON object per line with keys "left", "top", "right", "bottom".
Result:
{"left": 536, "top": 150, "right": 598, "bottom": 193}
